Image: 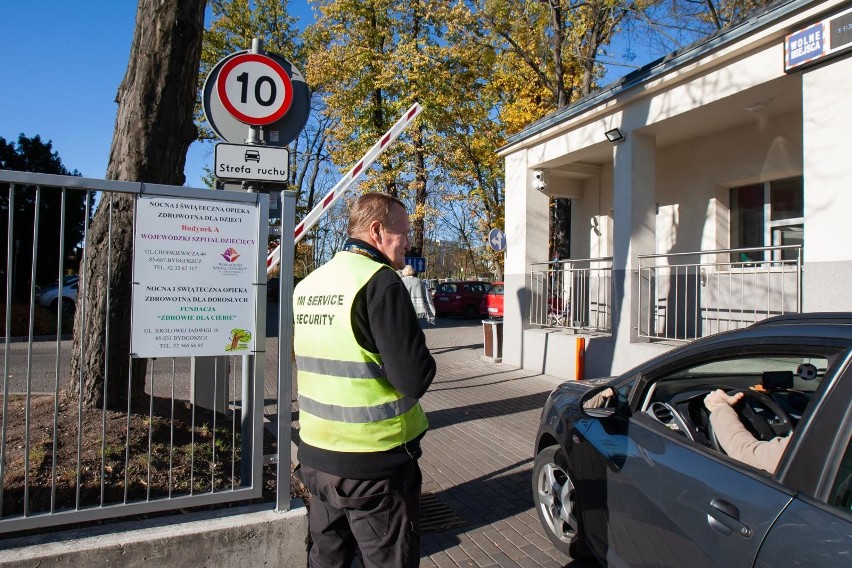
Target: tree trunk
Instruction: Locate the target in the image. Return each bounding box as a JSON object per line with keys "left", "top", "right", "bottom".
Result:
{"left": 69, "top": 0, "right": 206, "bottom": 410}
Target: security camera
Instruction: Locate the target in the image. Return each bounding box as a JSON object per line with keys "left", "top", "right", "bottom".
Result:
{"left": 533, "top": 170, "right": 547, "bottom": 192}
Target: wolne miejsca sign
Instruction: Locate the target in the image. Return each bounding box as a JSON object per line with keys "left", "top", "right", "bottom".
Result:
{"left": 130, "top": 195, "right": 261, "bottom": 358}
{"left": 785, "top": 4, "right": 852, "bottom": 71}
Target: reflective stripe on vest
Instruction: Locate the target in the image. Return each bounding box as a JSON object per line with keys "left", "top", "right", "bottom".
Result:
{"left": 293, "top": 251, "right": 429, "bottom": 452}
{"left": 298, "top": 394, "right": 419, "bottom": 423}
{"left": 295, "top": 355, "right": 385, "bottom": 379}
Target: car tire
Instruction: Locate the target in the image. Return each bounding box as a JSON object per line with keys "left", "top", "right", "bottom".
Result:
{"left": 61, "top": 298, "right": 75, "bottom": 314}
{"left": 463, "top": 304, "right": 477, "bottom": 319}
{"left": 532, "top": 444, "right": 591, "bottom": 559}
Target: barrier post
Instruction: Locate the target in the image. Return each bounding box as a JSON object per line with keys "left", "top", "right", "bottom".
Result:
{"left": 575, "top": 337, "right": 585, "bottom": 380}
{"left": 266, "top": 102, "right": 423, "bottom": 273}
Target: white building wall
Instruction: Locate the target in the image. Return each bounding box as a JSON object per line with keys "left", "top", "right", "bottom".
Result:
{"left": 502, "top": 151, "right": 550, "bottom": 369}
{"left": 653, "top": 110, "right": 803, "bottom": 254}
{"left": 802, "top": 54, "right": 852, "bottom": 310}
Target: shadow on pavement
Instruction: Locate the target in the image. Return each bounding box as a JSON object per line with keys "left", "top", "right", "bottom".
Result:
{"left": 426, "top": 391, "right": 551, "bottom": 430}
{"left": 429, "top": 343, "right": 481, "bottom": 354}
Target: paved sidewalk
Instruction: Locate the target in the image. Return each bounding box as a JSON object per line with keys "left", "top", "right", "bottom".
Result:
{"left": 417, "top": 319, "right": 595, "bottom": 568}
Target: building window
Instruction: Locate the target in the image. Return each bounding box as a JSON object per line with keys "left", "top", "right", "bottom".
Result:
{"left": 730, "top": 177, "right": 803, "bottom": 262}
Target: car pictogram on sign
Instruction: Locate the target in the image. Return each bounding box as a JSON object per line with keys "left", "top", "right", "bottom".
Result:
{"left": 244, "top": 150, "right": 260, "bottom": 162}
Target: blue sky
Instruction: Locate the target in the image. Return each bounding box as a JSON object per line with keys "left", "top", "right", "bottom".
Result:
{"left": 1, "top": 2, "right": 661, "bottom": 189}
{"left": 0, "top": 2, "right": 313, "bottom": 189}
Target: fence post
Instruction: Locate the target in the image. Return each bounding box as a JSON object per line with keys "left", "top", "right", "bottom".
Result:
{"left": 276, "top": 190, "right": 297, "bottom": 512}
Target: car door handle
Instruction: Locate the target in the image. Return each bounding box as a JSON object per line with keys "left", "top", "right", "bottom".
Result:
{"left": 707, "top": 499, "right": 752, "bottom": 538}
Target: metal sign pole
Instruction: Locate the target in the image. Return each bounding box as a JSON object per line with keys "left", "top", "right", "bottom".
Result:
{"left": 241, "top": 37, "right": 263, "bottom": 485}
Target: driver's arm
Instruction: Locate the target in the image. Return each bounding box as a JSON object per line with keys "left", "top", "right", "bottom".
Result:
{"left": 583, "top": 387, "right": 614, "bottom": 409}
{"left": 705, "top": 390, "right": 790, "bottom": 474}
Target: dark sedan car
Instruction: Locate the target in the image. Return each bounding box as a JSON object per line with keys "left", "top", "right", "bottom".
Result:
{"left": 533, "top": 313, "right": 852, "bottom": 567}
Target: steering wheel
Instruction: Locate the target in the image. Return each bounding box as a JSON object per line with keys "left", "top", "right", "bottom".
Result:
{"left": 708, "top": 389, "right": 793, "bottom": 454}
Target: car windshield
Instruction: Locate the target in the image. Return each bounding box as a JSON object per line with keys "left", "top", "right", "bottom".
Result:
{"left": 663, "top": 355, "right": 829, "bottom": 392}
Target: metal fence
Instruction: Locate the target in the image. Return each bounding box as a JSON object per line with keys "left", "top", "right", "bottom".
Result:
{"left": 637, "top": 245, "right": 803, "bottom": 341}
{"left": 0, "top": 170, "right": 294, "bottom": 535}
{"left": 529, "top": 257, "right": 613, "bottom": 333}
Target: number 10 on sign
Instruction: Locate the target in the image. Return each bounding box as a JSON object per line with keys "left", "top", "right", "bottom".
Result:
{"left": 217, "top": 53, "right": 294, "bottom": 126}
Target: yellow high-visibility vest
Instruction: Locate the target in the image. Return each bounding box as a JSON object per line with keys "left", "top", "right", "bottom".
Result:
{"left": 293, "top": 251, "right": 428, "bottom": 452}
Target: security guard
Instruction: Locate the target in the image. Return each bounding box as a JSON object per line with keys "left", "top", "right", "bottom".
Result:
{"left": 294, "top": 192, "right": 436, "bottom": 568}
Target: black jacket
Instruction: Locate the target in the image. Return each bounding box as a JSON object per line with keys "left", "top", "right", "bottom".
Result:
{"left": 296, "top": 238, "right": 437, "bottom": 479}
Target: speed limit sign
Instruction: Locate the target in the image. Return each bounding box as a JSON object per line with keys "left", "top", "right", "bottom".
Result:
{"left": 216, "top": 53, "right": 294, "bottom": 126}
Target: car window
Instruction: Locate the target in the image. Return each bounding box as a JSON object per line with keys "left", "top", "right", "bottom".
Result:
{"left": 830, "top": 437, "right": 852, "bottom": 510}
{"left": 629, "top": 348, "right": 846, "bottom": 477}
{"left": 489, "top": 284, "right": 504, "bottom": 295}
{"left": 438, "top": 284, "right": 456, "bottom": 293}
{"left": 660, "top": 355, "right": 829, "bottom": 393}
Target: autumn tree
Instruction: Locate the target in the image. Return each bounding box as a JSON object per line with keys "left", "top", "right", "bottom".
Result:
{"left": 69, "top": 0, "right": 206, "bottom": 409}
{"left": 306, "top": 0, "right": 476, "bottom": 261}
{"left": 305, "top": 0, "right": 403, "bottom": 198}
{"left": 460, "top": 0, "right": 636, "bottom": 260}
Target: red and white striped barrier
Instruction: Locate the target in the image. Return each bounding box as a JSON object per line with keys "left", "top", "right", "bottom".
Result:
{"left": 267, "top": 102, "right": 423, "bottom": 273}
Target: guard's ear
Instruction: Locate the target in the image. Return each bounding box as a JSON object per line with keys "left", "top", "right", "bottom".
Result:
{"left": 367, "top": 220, "right": 383, "bottom": 243}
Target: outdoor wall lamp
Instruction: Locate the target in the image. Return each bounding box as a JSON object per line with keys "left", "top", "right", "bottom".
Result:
{"left": 605, "top": 128, "right": 625, "bottom": 143}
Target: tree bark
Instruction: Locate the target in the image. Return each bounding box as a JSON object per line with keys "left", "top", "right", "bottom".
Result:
{"left": 69, "top": 0, "right": 206, "bottom": 410}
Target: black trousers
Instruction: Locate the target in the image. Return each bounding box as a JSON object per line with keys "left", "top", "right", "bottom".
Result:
{"left": 297, "top": 460, "right": 422, "bottom": 568}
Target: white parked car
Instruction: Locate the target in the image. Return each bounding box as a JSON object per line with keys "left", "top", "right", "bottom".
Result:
{"left": 35, "top": 276, "right": 78, "bottom": 313}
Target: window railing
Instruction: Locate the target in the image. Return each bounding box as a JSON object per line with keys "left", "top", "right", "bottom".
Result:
{"left": 529, "top": 257, "right": 613, "bottom": 333}
{"left": 637, "top": 245, "right": 802, "bottom": 341}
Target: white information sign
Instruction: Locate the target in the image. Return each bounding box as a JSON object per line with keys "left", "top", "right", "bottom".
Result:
{"left": 131, "top": 195, "right": 260, "bottom": 358}
{"left": 214, "top": 143, "right": 289, "bottom": 182}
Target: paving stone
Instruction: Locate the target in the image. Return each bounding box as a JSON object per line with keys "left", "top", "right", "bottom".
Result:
{"left": 419, "top": 321, "right": 566, "bottom": 567}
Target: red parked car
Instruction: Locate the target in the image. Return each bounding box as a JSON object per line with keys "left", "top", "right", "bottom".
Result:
{"left": 480, "top": 282, "right": 504, "bottom": 318}
{"left": 433, "top": 281, "right": 490, "bottom": 318}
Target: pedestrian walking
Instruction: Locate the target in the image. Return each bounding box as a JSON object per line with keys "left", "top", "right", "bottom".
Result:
{"left": 293, "top": 192, "right": 436, "bottom": 568}
{"left": 400, "top": 264, "right": 436, "bottom": 326}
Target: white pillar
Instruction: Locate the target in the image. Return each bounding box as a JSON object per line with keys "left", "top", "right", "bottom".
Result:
{"left": 612, "top": 132, "right": 656, "bottom": 357}
{"left": 502, "top": 150, "right": 550, "bottom": 368}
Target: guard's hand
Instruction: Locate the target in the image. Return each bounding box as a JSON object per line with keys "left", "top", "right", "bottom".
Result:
{"left": 704, "top": 389, "right": 744, "bottom": 412}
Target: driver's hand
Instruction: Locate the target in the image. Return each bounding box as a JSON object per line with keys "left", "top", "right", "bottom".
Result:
{"left": 704, "top": 389, "right": 744, "bottom": 412}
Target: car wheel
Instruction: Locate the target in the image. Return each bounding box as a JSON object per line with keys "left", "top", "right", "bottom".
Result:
{"left": 463, "top": 304, "right": 477, "bottom": 319}
{"left": 532, "top": 444, "right": 590, "bottom": 558}
{"left": 61, "top": 298, "right": 75, "bottom": 314}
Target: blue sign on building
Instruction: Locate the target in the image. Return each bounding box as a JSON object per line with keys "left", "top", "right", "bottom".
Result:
{"left": 405, "top": 256, "right": 427, "bottom": 273}
{"left": 786, "top": 23, "right": 826, "bottom": 70}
